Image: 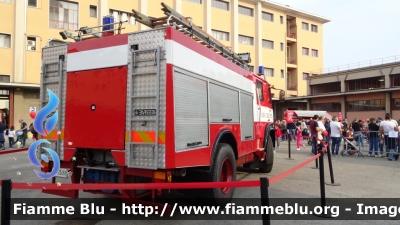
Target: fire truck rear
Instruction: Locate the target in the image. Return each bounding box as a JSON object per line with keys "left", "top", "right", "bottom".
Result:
{"left": 38, "top": 3, "right": 277, "bottom": 205}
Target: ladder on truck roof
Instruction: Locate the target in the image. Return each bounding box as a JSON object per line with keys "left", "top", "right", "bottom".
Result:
{"left": 132, "top": 2, "right": 251, "bottom": 70}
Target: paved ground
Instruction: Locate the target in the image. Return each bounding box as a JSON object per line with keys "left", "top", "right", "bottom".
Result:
{"left": 1, "top": 139, "right": 399, "bottom": 225}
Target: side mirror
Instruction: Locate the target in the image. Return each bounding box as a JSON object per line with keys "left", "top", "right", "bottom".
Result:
{"left": 279, "top": 90, "right": 285, "bottom": 101}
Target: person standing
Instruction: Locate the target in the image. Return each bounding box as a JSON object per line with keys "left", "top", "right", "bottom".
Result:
{"left": 368, "top": 118, "right": 380, "bottom": 157}
{"left": 308, "top": 115, "right": 322, "bottom": 155}
{"left": 330, "top": 116, "right": 342, "bottom": 157}
{"left": 0, "top": 121, "right": 6, "bottom": 150}
{"left": 379, "top": 113, "right": 399, "bottom": 161}
{"left": 281, "top": 120, "right": 287, "bottom": 141}
{"left": 7, "top": 126, "right": 15, "bottom": 148}
{"left": 18, "top": 119, "right": 28, "bottom": 148}
{"left": 351, "top": 118, "right": 364, "bottom": 148}
{"left": 295, "top": 122, "right": 305, "bottom": 150}
{"left": 342, "top": 119, "right": 348, "bottom": 130}
{"left": 287, "top": 120, "right": 297, "bottom": 142}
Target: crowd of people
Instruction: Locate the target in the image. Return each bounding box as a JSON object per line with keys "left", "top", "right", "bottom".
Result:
{"left": 273, "top": 113, "right": 400, "bottom": 161}
{"left": 0, "top": 119, "right": 38, "bottom": 150}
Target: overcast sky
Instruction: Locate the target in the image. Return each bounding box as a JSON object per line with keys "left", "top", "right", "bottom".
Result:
{"left": 272, "top": 0, "right": 400, "bottom": 70}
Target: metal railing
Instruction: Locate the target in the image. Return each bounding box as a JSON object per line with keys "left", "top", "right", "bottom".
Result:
{"left": 287, "top": 83, "right": 297, "bottom": 91}
{"left": 309, "top": 55, "right": 400, "bottom": 76}
{"left": 287, "top": 57, "right": 297, "bottom": 64}
{"left": 287, "top": 32, "right": 296, "bottom": 39}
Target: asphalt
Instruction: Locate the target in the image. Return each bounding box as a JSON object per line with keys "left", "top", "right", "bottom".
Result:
{"left": 0, "top": 139, "right": 399, "bottom": 225}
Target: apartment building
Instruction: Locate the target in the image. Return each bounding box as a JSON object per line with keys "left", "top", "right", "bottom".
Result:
{"left": 0, "top": 0, "right": 329, "bottom": 127}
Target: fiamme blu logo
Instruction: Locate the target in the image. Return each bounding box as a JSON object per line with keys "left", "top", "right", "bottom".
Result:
{"left": 28, "top": 89, "right": 61, "bottom": 180}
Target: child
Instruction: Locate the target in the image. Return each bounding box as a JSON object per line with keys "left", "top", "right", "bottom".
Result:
{"left": 296, "top": 122, "right": 305, "bottom": 150}
{"left": 275, "top": 124, "right": 282, "bottom": 151}
{"left": 7, "top": 126, "right": 15, "bottom": 149}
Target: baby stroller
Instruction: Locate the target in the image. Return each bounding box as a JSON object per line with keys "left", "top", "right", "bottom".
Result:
{"left": 340, "top": 136, "right": 364, "bottom": 157}
{"left": 13, "top": 131, "right": 24, "bottom": 148}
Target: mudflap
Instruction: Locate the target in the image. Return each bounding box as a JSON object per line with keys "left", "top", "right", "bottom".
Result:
{"left": 42, "top": 161, "right": 79, "bottom": 198}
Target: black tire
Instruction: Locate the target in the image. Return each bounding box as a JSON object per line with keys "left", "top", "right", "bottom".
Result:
{"left": 259, "top": 136, "right": 274, "bottom": 173}
{"left": 208, "top": 143, "right": 236, "bottom": 206}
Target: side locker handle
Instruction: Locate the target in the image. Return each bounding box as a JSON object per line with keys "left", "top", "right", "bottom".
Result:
{"left": 187, "top": 141, "right": 203, "bottom": 147}
{"left": 222, "top": 119, "right": 232, "bottom": 122}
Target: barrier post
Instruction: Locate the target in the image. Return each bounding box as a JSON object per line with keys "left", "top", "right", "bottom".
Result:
{"left": 314, "top": 148, "right": 332, "bottom": 218}
{"left": 325, "top": 144, "right": 341, "bottom": 186}
{"left": 311, "top": 137, "right": 318, "bottom": 169}
{"left": 1, "top": 179, "right": 12, "bottom": 225}
{"left": 260, "top": 177, "right": 270, "bottom": 225}
{"left": 286, "top": 133, "right": 294, "bottom": 160}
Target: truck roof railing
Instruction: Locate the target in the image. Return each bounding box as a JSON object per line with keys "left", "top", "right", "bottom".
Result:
{"left": 132, "top": 2, "right": 251, "bottom": 70}
{"left": 59, "top": 20, "right": 127, "bottom": 42}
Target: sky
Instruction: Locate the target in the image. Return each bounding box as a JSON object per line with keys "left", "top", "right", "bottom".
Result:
{"left": 272, "top": 0, "right": 400, "bottom": 70}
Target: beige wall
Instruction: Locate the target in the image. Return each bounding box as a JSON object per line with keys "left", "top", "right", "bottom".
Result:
{"left": 346, "top": 111, "right": 385, "bottom": 122}
{"left": 391, "top": 110, "right": 400, "bottom": 120}
{"left": 13, "top": 88, "right": 40, "bottom": 127}
{"left": 296, "top": 17, "right": 324, "bottom": 97}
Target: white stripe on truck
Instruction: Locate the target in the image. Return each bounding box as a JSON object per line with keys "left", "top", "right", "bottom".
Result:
{"left": 67, "top": 45, "right": 128, "bottom": 72}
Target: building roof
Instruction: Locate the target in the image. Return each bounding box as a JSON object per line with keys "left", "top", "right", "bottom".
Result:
{"left": 259, "top": 0, "right": 331, "bottom": 24}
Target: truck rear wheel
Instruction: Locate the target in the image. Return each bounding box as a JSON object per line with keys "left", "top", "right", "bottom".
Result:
{"left": 259, "top": 136, "right": 274, "bottom": 173}
{"left": 208, "top": 143, "right": 236, "bottom": 206}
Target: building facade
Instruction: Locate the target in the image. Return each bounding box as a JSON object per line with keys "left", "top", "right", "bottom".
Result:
{"left": 283, "top": 57, "right": 400, "bottom": 122}
{"left": 0, "top": 0, "right": 329, "bottom": 127}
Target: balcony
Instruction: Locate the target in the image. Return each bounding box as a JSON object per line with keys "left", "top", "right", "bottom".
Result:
{"left": 287, "top": 83, "right": 297, "bottom": 91}
{"left": 287, "top": 57, "right": 297, "bottom": 68}
{"left": 287, "top": 32, "right": 296, "bottom": 43}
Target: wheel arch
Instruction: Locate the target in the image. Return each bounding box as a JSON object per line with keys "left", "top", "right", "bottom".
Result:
{"left": 263, "top": 123, "right": 275, "bottom": 149}
{"left": 210, "top": 130, "right": 238, "bottom": 170}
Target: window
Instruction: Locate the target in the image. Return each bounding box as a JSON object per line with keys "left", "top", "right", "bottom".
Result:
{"left": 238, "top": 5, "right": 253, "bottom": 16}
{"left": 302, "top": 22, "right": 309, "bottom": 30}
{"left": 0, "top": 0, "right": 12, "bottom": 3}
{"left": 347, "top": 77, "right": 385, "bottom": 91}
{"left": 302, "top": 47, "right": 309, "bottom": 55}
{"left": 262, "top": 40, "right": 273, "bottom": 49}
{"left": 256, "top": 80, "right": 264, "bottom": 102}
{"left": 90, "top": 5, "right": 97, "bottom": 18}
{"left": 264, "top": 67, "right": 274, "bottom": 77}
{"left": 27, "top": 37, "right": 37, "bottom": 51}
{"left": 310, "top": 82, "right": 341, "bottom": 95}
{"left": 302, "top": 73, "right": 309, "bottom": 80}
{"left": 110, "top": 9, "right": 136, "bottom": 25}
{"left": 311, "top": 24, "right": 318, "bottom": 33}
{"left": 238, "top": 35, "right": 253, "bottom": 45}
{"left": 212, "top": 0, "right": 229, "bottom": 11}
{"left": 187, "top": 0, "right": 202, "bottom": 3}
{"left": 211, "top": 29, "right": 229, "bottom": 41}
{"left": 0, "top": 33, "right": 11, "bottom": 48}
{"left": 393, "top": 99, "right": 400, "bottom": 110}
{"left": 312, "top": 49, "right": 318, "bottom": 57}
{"left": 280, "top": 16, "right": 283, "bottom": 24}
{"left": 49, "top": 0, "right": 79, "bottom": 31}
{"left": 262, "top": 12, "right": 273, "bottom": 22}
{"left": 0, "top": 75, "right": 10, "bottom": 83}
{"left": 348, "top": 100, "right": 385, "bottom": 112}
{"left": 28, "top": 0, "right": 37, "bottom": 7}
{"left": 280, "top": 43, "right": 284, "bottom": 51}
{"left": 281, "top": 70, "right": 284, "bottom": 78}
{"left": 391, "top": 73, "right": 400, "bottom": 87}
{"left": 312, "top": 103, "right": 341, "bottom": 112}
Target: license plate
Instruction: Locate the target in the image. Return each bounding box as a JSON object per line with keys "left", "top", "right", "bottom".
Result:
{"left": 134, "top": 109, "right": 156, "bottom": 116}
{"left": 54, "top": 168, "right": 70, "bottom": 179}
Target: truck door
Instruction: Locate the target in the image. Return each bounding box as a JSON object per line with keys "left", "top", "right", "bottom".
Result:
{"left": 64, "top": 66, "right": 127, "bottom": 150}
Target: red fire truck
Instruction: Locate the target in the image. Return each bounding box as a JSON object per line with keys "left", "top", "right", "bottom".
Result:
{"left": 38, "top": 3, "right": 278, "bottom": 205}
